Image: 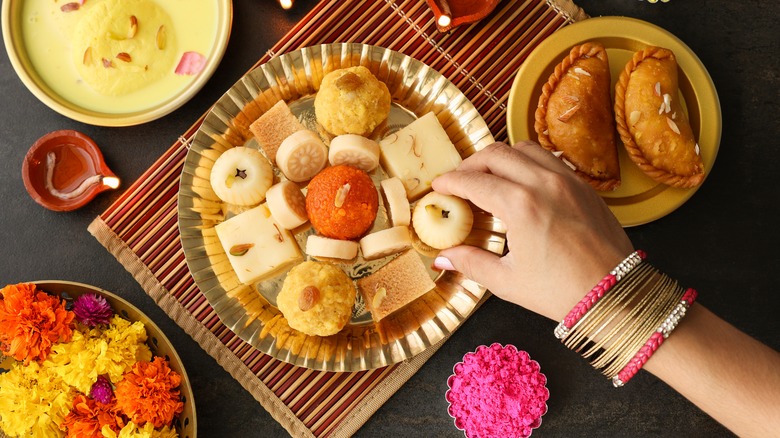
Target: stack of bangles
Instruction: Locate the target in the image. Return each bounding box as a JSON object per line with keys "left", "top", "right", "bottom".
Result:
{"left": 554, "top": 250, "right": 698, "bottom": 387}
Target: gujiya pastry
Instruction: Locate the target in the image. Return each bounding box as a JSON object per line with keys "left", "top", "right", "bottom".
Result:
{"left": 210, "top": 67, "right": 474, "bottom": 336}
{"left": 535, "top": 42, "right": 704, "bottom": 191}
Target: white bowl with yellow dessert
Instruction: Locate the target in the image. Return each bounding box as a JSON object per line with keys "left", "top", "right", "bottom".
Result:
{"left": 1, "top": 0, "right": 232, "bottom": 126}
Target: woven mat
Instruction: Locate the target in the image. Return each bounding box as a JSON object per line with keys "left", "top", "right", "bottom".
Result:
{"left": 89, "top": 1, "right": 585, "bottom": 436}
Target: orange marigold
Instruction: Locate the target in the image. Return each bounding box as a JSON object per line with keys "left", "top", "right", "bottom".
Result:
{"left": 114, "top": 356, "right": 184, "bottom": 429}
{"left": 61, "top": 394, "right": 128, "bottom": 438}
{"left": 0, "top": 283, "right": 74, "bottom": 364}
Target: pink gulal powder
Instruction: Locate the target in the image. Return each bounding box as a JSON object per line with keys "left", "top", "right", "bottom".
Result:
{"left": 446, "top": 343, "right": 549, "bottom": 437}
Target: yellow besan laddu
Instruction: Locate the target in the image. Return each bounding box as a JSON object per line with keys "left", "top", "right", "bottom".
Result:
{"left": 72, "top": 0, "right": 177, "bottom": 96}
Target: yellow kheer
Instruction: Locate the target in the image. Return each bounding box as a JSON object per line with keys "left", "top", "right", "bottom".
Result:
{"left": 21, "top": 0, "right": 218, "bottom": 113}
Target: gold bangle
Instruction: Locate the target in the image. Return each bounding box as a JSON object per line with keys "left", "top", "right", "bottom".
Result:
{"left": 558, "top": 259, "right": 691, "bottom": 383}
{"left": 601, "top": 279, "right": 681, "bottom": 377}
{"left": 563, "top": 262, "right": 654, "bottom": 351}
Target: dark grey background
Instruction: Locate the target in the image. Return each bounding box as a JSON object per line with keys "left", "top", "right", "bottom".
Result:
{"left": 1, "top": 0, "right": 777, "bottom": 436}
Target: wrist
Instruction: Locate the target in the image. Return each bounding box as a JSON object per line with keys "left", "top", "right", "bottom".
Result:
{"left": 554, "top": 251, "right": 697, "bottom": 386}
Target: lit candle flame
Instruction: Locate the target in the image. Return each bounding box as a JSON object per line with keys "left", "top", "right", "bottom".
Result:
{"left": 437, "top": 14, "right": 451, "bottom": 28}
{"left": 102, "top": 176, "right": 121, "bottom": 189}
{"left": 280, "top": 0, "right": 293, "bottom": 9}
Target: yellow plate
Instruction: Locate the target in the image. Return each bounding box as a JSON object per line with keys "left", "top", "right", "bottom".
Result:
{"left": 506, "top": 16, "right": 721, "bottom": 227}
{"left": 1, "top": 0, "right": 232, "bottom": 127}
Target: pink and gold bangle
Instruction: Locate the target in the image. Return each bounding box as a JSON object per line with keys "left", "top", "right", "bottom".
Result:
{"left": 612, "top": 287, "right": 698, "bottom": 387}
{"left": 554, "top": 250, "right": 646, "bottom": 339}
{"left": 554, "top": 250, "right": 699, "bottom": 387}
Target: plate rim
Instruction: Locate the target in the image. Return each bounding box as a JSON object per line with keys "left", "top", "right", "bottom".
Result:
{"left": 506, "top": 16, "right": 722, "bottom": 227}
{"left": 1, "top": 0, "right": 233, "bottom": 127}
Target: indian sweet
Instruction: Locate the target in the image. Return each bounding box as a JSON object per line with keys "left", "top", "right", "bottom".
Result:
{"left": 314, "top": 66, "right": 391, "bottom": 137}
{"left": 265, "top": 181, "right": 308, "bottom": 230}
{"left": 21, "top": 0, "right": 217, "bottom": 113}
{"left": 276, "top": 261, "right": 356, "bottom": 337}
{"left": 305, "top": 235, "right": 360, "bottom": 261}
{"left": 357, "top": 250, "right": 436, "bottom": 322}
{"left": 411, "top": 192, "right": 474, "bottom": 250}
{"left": 379, "top": 112, "right": 463, "bottom": 201}
{"left": 614, "top": 46, "right": 705, "bottom": 188}
{"left": 380, "top": 177, "right": 411, "bottom": 227}
{"left": 359, "top": 226, "right": 413, "bottom": 260}
{"left": 209, "top": 147, "right": 273, "bottom": 206}
{"left": 305, "top": 165, "right": 379, "bottom": 240}
{"left": 275, "top": 130, "right": 329, "bottom": 183}
{"left": 72, "top": 0, "right": 176, "bottom": 96}
{"left": 215, "top": 204, "right": 303, "bottom": 285}
{"left": 249, "top": 100, "right": 307, "bottom": 165}
{"left": 534, "top": 42, "right": 621, "bottom": 191}
{"left": 328, "top": 134, "right": 381, "bottom": 172}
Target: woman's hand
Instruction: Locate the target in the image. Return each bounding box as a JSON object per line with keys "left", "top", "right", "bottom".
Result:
{"left": 432, "top": 141, "right": 780, "bottom": 438}
{"left": 431, "top": 141, "right": 633, "bottom": 321}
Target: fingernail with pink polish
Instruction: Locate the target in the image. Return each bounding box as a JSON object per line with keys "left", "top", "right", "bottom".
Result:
{"left": 433, "top": 256, "right": 455, "bottom": 271}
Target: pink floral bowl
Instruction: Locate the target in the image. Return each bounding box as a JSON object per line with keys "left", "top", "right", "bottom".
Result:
{"left": 445, "top": 343, "right": 549, "bottom": 437}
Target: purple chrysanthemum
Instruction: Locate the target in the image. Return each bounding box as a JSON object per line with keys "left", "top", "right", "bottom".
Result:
{"left": 90, "top": 375, "right": 114, "bottom": 404}
{"left": 72, "top": 293, "right": 113, "bottom": 327}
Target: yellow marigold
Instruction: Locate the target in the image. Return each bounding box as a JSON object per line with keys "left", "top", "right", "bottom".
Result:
{"left": 0, "top": 360, "right": 76, "bottom": 436}
{"left": 102, "top": 421, "right": 179, "bottom": 438}
{"left": 60, "top": 394, "right": 128, "bottom": 438}
{"left": 46, "top": 315, "right": 152, "bottom": 393}
{"left": 0, "top": 283, "right": 74, "bottom": 364}
{"left": 114, "top": 357, "right": 184, "bottom": 429}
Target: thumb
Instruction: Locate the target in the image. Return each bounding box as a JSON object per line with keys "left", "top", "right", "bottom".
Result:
{"left": 434, "top": 245, "right": 507, "bottom": 293}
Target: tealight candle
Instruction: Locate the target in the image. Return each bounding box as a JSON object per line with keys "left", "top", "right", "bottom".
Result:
{"left": 437, "top": 14, "right": 452, "bottom": 28}
{"left": 425, "top": 0, "right": 501, "bottom": 32}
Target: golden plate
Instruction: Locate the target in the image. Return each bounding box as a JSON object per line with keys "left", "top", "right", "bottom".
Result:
{"left": 506, "top": 16, "right": 721, "bottom": 226}
{"left": 1, "top": 0, "right": 232, "bottom": 127}
{"left": 177, "top": 43, "right": 503, "bottom": 371}
{"left": 0, "top": 281, "right": 196, "bottom": 437}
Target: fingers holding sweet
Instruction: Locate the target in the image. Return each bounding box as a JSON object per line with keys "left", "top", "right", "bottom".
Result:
{"left": 432, "top": 142, "right": 585, "bottom": 226}
{"left": 431, "top": 169, "right": 521, "bottom": 222}
{"left": 432, "top": 244, "right": 575, "bottom": 319}
{"left": 431, "top": 140, "right": 635, "bottom": 321}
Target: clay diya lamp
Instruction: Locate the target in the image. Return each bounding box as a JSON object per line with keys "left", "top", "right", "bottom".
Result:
{"left": 425, "top": 0, "right": 501, "bottom": 32}
{"left": 22, "top": 130, "right": 120, "bottom": 211}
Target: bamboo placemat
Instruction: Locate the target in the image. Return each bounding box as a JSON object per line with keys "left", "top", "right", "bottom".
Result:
{"left": 89, "top": 0, "right": 586, "bottom": 436}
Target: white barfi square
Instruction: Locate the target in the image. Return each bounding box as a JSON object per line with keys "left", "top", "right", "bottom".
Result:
{"left": 215, "top": 204, "right": 303, "bottom": 284}
{"left": 379, "top": 112, "right": 462, "bottom": 201}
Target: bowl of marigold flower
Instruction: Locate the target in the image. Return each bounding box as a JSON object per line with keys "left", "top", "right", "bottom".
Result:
{"left": 0, "top": 281, "right": 195, "bottom": 438}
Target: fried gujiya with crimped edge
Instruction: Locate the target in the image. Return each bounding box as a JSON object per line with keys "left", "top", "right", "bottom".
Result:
{"left": 614, "top": 46, "right": 704, "bottom": 188}
{"left": 535, "top": 42, "right": 621, "bottom": 191}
